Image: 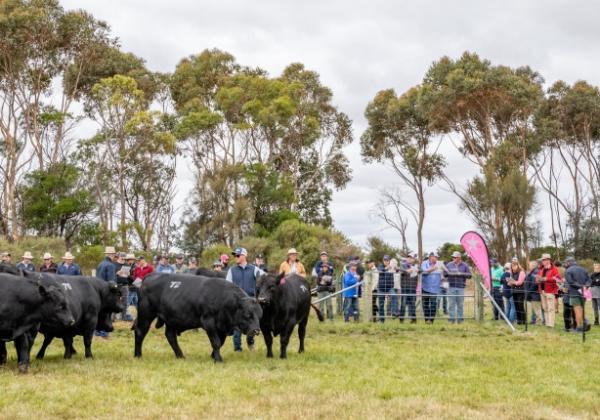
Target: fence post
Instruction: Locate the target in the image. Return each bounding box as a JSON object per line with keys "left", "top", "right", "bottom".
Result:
{"left": 336, "top": 273, "right": 343, "bottom": 315}
{"left": 363, "top": 278, "right": 372, "bottom": 323}
{"left": 475, "top": 274, "right": 484, "bottom": 323}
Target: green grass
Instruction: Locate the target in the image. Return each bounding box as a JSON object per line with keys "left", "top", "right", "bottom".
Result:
{"left": 1, "top": 315, "right": 599, "bottom": 419}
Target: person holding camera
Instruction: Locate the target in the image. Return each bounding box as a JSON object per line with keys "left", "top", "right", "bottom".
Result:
{"left": 314, "top": 252, "right": 335, "bottom": 321}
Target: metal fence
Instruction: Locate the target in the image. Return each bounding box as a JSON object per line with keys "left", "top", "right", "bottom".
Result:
{"left": 312, "top": 271, "right": 486, "bottom": 323}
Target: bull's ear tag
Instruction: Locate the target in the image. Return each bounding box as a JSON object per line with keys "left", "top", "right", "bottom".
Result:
{"left": 169, "top": 281, "right": 182, "bottom": 289}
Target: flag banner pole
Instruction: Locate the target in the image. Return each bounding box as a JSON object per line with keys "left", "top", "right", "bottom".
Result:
{"left": 478, "top": 281, "right": 515, "bottom": 332}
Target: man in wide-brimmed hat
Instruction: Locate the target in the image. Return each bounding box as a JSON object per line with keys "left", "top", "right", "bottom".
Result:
{"left": 96, "top": 246, "right": 117, "bottom": 283}
{"left": 40, "top": 252, "right": 57, "bottom": 273}
{"left": 536, "top": 253, "right": 561, "bottom": 328}
{"left": 278, "top": 248, "right": 306, "bottom": 277}
{"left": 16, "top": 251, "right": 35, "bottom": 272}
{"left": 57, "top": 251, "right": 81, "bottom": 276}
{"left": 0, "top": 251, "right": 11, "bottom": 264}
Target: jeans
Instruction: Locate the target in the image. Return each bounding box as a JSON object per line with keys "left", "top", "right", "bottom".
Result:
{"left": 422, "top": 291, "right": 438, "bottom": 323}
{"left": 512, "top": 291, "right": 526, "bottom": 324}
{"left": 233, "top": 331, "right": 255, "bottom": 351}
{"left": 492, "top": 287, "right": 504, "bottom": 320}
{"left": 592, "top": 298, "right": 600, "bottom": 323}
{"left": 378, "top": 290, "right": 395, "bottom": 322}
{"left": 399, "top": 290, "right": 416, "bottom": 322}
{"left": 437, "top": 288, "right": 448, "bottom": 315}
{"left": 343, "top": 297, "right": 359, "bottom": 322}
{"left": 388, "top": 289, "right": 398, "bottom": 317}
{"left": 447, "top": 287, "right": 464, "bottom": 323}
{"left": 318, "top": 291, "right": 334, "bottom": 320}
{"left": 528, "top": 300, "right": 542, "bottom": 325}
{"left": 503, "top": 296, "right": 516, "bottom": 322}
{"left": 127, "top": 289, "right": 139, "bottom": 320}
{"left": 119, "top": 285, "right": 130, "bottom": 320}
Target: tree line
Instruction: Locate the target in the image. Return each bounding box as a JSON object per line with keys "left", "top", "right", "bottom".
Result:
{"left": 1, "top": 1, "right": 598, "bottom": 265}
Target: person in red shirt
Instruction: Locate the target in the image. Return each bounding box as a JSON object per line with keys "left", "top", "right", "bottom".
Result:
{"left": 129, "top": 256, "right": 154, "bottom": 317}
{"left": 536, "top": 253, "right": 561, "bottom": 328}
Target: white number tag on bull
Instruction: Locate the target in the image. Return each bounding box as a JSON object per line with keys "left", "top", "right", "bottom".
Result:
{"left": 300, "top": 285, "right": 307, "bottom": 293}
{"left": 61, "top": 283, "right": 72, "bottom": 291}
{"left": 169, "top": 281, "right": 182, "bottom": 289}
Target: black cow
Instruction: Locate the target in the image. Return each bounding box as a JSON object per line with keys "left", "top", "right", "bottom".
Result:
{"left": 34, "top": 276, "right": 123, "bottom": 360}
{"left": 256, "top": 273, "right": 324, "bottom": 359}
{"left": 195, "top": 267, "right": 227, "bottom": 278}
{"left": 0, "top": 273, "right": 75, "bottom": 373}
{"left": 134, "top": 273, "right": 262, "bottom": 362}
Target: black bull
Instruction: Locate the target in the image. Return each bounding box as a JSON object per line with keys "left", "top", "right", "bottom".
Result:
{"left": 134, "top": 273, "right": 262, "bottom": 362}
{"left": 33, "top": 275, "right": 124, "bottom": 360}
{"left": 0, "top": 273, "right": 75, "bottom": 373}
{"left": 256, "top": 273, "right": 324, "bottom": 359}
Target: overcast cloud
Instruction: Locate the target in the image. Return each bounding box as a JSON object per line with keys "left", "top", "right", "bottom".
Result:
{"left": 61, "top": 0, "right": 600, "bottom": 251}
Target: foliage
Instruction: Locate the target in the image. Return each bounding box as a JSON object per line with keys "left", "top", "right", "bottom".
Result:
{"left": 366, "top": 236, "right": 400, "bottom": 264}
{"left": 436, "top": 243, "right": 466, "bottom": 263}
{"left": 19, "top": 163, "right": 95, "bottom": 246}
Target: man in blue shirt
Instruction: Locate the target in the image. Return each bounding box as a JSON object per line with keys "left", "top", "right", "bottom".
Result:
{"left": 95, "top": 246, "right": 117, "bottom": 338}
{"left": 421, "top": 253, "right": 444, "bottom": 324}
{"left": 377, "top": 255, "right": 395, "bottom": 323}
{"left": 156, "top": 255, "right": 175, "bottom": 273}
{"left": 57, "top": 252, "right": 81, "bottom": 275}
{"left": 226, "top": 247, "right": 263, "bottom": 352}
{"left": 342, "top": 262, "right": 360, "bottom": 322}
{"left": 444, "top": 251, "right": 472, "bottom": 324}
{"left": 16, "top": 251, "right": 35, "bottom": 272}
{"left": 399, "top": 254, "right": 419, "bottom": 324}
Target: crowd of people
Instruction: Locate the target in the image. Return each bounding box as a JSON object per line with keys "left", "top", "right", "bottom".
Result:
{"left": 2, "top": 246, "right": 599, "bottom": 334}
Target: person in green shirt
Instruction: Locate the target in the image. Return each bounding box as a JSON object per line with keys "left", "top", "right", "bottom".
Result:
{"left": 490, "top": 259, "right": 505, "bottom": 320}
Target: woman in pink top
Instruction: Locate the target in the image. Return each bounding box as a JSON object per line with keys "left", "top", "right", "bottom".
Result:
{"left": 508, "top": 260, "right": 527, "bottom": 325}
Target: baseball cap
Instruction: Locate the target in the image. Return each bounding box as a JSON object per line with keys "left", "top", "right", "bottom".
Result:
{"left": 213, "top": 260, "right": 222, "bottom": 267}
{"left": 451, "top": 251, "right": 462, "bottom": 258}
{"left": 383, "top": 255, "right": 391, "bottom": 261}
{"left": 232, "top": 247, "right": 248, "bottom": 257}
{"left": 320, "top": 251, "right": 328, "bottom": 256}
{"left": 176, "top": 253, "right": 184, "bottom": 259}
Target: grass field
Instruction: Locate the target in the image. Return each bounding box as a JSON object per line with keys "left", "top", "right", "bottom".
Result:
{"left": 1, "top": 313, "right": 599, "bottom": 419}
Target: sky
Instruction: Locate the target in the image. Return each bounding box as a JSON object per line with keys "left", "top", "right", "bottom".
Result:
{"left": 61, "top": 0, "right": 600, "bottom": 252}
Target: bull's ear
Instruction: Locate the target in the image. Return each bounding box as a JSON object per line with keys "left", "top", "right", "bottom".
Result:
{"left": 38, "top": 284, "right": 50, "bottom": 299}
{"left": 276, "top": 272, "right": 285, "bottom": 285}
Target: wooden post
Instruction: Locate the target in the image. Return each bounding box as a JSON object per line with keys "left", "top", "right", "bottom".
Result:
{"left": 474, "top": 274, "right": 484, "bottom": 322}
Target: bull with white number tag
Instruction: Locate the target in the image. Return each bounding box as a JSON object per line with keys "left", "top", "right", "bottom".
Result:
{"left": 133, "top": 273, "right": 263, "bottom": 362}
{"left": 256, "top": 273, "right": 324, "bottom": 359}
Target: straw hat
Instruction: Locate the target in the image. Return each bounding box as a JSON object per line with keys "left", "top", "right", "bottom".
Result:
{"left": 541, "top": 253, "right": 552, "bottom": 261}
{"left": 42, "top": 252, "right": 53, "bottom": 260}
{"left": 125, "top": 253, "right": 136, "bottom": 260}
{"left": 22, "top": 251, "right": 34, "bottom": 259}
{"left": 104, "top": 246, "right": 116, "bottom": 255}
{"left": 62, "top": 252, "right": 75, "bottom": 260}
{"left": 287, "top": 248, "right": 298, "bottom": 255}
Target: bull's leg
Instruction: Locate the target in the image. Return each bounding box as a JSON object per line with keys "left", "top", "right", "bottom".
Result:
{"left": 15, "top": 334, "right": 31, "bottom": 374}
{"left": 63, "top": 336, "right": 74, "bottom": 359}
{"left": 27, "top": 329, "right": 37, "bottom": 353}
{"left": 261, "top": 326, "right": 273, "bottom": 358}
{"left": 165, "top": 326, "right": 184, "bottom": 359}
{"left": 280, "top": 324, "right": 296, "bottom": 359}
{"left": 134, "top": 317, "right": 153, "bottom": 358}
{"left": 83, "top": 330, "right": 94, "bottom": 358}
{"left": 0, "top": 341, "right": 6, "bottom": 365}
{"left": 36, "top": 335, "right": 54, "bottom": 360}
{"left": 70, "top": 344, "right": 77, "bottom": 355}
{"left": 298, "top": 316, "right": 308, "bottom": 354}
{"left": 206, "top": 328, "right": 224, "bottom": 363}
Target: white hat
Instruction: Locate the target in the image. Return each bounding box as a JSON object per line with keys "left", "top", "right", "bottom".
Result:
{"left": 451, "top": 251, "right": 462, "bottom": 258}
{"left": 287, "top": 248, "right": 298, "bottom": 255}
{"left": 104, "top": 246, "right": 116, "bottom": 254}
{"left": 125, "top": 253, "right": 136, "bottom": 260}
{"left": 42, "top": 252, "right": 53, "bottom": 260}
{"left": 22, "top": 251, "right": 34, "bottom": 259}
{"left": 541, "top": 253, "right": 552, "bottom": 260}
{"left": 62, "top": 252, "right": 75, "bottom": 260}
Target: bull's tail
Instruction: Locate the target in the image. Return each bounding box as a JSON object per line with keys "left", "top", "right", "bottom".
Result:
{"left": 311, "top": 303, "right": 324, "bottom": 322}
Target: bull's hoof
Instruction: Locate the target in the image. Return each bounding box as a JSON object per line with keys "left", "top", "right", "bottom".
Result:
{"left": 85, "top": 354, "right": 93, "bottom": 359}
{"left": 35, "top": 353, "right": 44, "bottom": 360}
{"left": 266, "top": 353, "right": 273, "bottom": 358}
{"left": 175, "top": 354, "right": 185, "bottom": 359}
{"left": 280, "top": 354, "right": 287, "bottom": 359}
{"left": 299, "top": 348, "right": 304, "bottom": 354}
{"left": 64, "top": 353, "right": 72, "bottom": 360}
{"left": 18, "top": 363, "right": 28, "bottom": 374}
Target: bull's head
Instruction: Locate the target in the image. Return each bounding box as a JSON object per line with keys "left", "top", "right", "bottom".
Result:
{"left": 235, "top": 297, "right": 262, "bottom": 337}
{"left": 105, "top": 281, "right": 125, "bottom": 313}
{"left": 256, "top": 273, "right": 284, "bottom": 306}
{"left": 38, "top": 281, "right": 75, "bottom": 328}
